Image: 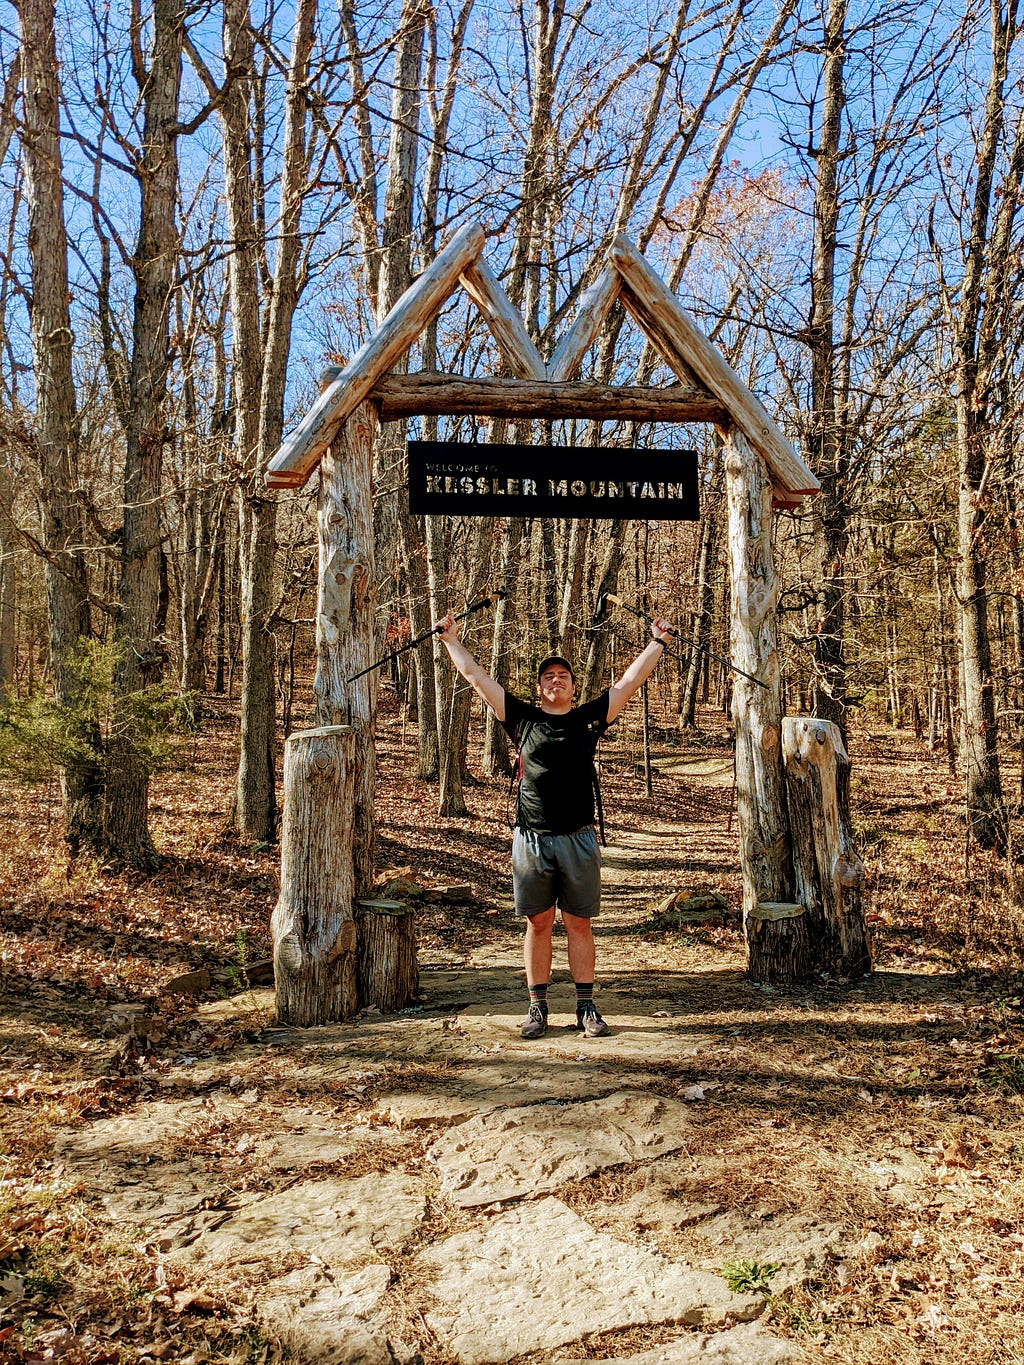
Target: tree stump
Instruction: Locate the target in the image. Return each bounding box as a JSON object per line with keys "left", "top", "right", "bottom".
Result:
{"left": 783, "top": 716, "right": 872, "bottom": 978}
{"left": 271, "top": 726, "right": 359, "bottom": 1026}
{"left": 746, "top": 901, "right": 812, "bottom": 984}
{"left": 356, "top": 899, "right": 419, "bottom": 1012}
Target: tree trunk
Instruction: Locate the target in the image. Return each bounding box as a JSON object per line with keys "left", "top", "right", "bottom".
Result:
{"left": 18, "top": 0, "right": 103, "bottom": 850}
{"left": 356, "top": 901, "right": 418, "bottom": 1012}
{"left": 808, "top": 0, "right": 849, "bottom": 735}
{"left": 313, "top": 404, "right": 379, "bottom": 897}
{"left": 723, "top": 427, "right": 794, "bottom": 980}
{"left": 483, "top": 515, "right": 527, "bottom": 776}
{"left": 680, "top": 486, "right": 721, "bottom": 728}
{"left": 106, "top": 0, "right": 184, "bottom": 868}
{"left": 783, "top": 716, "right": 870, "bottom": 978}
{"left": 272, "top": 726, "right": 359, "bottom": 1026}
{"left": 581, "top": 520, "right": 628, "bottom": 696}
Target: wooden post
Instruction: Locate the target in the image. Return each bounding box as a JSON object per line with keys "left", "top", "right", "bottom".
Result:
{"left": 356, "top": 899, "right": 419, "bottom": 1012}
{"left": 783, "top": 717, "right": 871, "bottom": 978}
{"left": 272, "top": 726, "right": 359, "bottom": 1026}
{"left": 314, "top": 403, "right": 378, "bottom": 896}
{"left": 724, "top": 426, "right": 810, "bottom": 983}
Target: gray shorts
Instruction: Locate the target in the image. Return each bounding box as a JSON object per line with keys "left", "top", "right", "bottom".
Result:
{"left": 512, "top": 826, "right": 601, "bottom": 919}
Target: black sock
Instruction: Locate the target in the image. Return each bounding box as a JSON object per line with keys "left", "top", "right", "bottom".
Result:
{"left": 529, "top": 982, "right": 548, "bottom": 1012}
{"left": 575, "top": 982, "right": 594, "bottom": 1011}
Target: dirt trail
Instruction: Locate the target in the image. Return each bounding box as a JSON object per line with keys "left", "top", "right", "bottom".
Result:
{"left": 47, "top": 752, "right": 1024, "bottom": 1364}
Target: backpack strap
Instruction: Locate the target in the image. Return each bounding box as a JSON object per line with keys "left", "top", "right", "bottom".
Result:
{"left": 592, "top": 761, "right": 607, "bottom": 846}
{"left": 506, "top": 719, "right": 534, "bottom": 832}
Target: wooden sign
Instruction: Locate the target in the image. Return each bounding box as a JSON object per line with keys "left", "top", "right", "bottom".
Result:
{"left": 408, "top": 441, "right": 699, "bottom": 519}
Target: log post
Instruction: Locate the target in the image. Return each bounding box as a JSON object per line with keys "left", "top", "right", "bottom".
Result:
{"left": 723, "top": 425, "right": 810, "bottom": 983}
{"left": 783, "top": 717, "right": 871, "bottom": 978}
{"left": 314, "top": 403, "right": 378, "bottom": 897}
{"left": 356, "top": 899, "right": 419, "bottom": 1012}
{"left": 272, "top": 726, "right": 359, "bottom": 1026}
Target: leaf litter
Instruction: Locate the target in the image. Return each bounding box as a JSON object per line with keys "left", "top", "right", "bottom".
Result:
{"left": 0, "top": 696, "right": 1023, "bottom": 1362}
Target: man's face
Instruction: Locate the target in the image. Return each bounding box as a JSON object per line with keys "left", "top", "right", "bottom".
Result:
{"left": 538, "top": 664, "right": 575, "bottom": 708}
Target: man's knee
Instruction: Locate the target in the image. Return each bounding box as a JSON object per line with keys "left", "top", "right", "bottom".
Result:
{"left": 525, "top": 906, "right": 556, "bottom": 934}
{"left": 562, "top": 911, "right": 594, "bottom": 939}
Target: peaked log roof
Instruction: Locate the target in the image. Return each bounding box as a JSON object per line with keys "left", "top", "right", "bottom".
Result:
{"left": 265, "top": 223, "right": 820, "bottom": 502}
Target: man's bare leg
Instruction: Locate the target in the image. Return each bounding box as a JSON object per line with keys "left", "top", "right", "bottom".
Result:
{"left": 562, "top": 911, "right": 595, "bottom": 982}
{"left": 524, "top": 906, "right": 556, "bottom": 983}
{"left": 521, "top": 907, "right": 555, "bottom": 1037}
{"left": 563, "top": 911, "right": 608, "bottom": 1034}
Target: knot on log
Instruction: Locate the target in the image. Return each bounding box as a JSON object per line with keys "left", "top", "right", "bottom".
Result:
{"left": 276, "top": 933, "right": 303, "bottom": 973}
{"left": 834, "top": 853, "right": 864, "bottom": 889}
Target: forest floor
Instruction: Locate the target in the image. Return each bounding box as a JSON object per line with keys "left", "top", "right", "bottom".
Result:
{"left": 1, "top": 695, "right": 1024, "bottom": 1364}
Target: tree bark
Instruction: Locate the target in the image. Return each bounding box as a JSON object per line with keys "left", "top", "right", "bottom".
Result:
{"left": 784, "top": 716, "right": 871, "bottom": 978}
{"left": 18, "top": 0, "right": 103, "bottom": 850}
{"left": 808, "top": 0, "right": 849, "bottom": 734}
{"left": 356, "top": 900, "right": 418, "bottom": 1012}
{"left": 483, "top": 515, "right": 527, "bottom": 776}
{"left": 723, "top": 427, "right": 792, "bottom": 979}
{"left": 105, "top": 0, "right": 184, "bottom": 868}
{"left": 314, "top": 404, "right": 379, "bottom": 897}
{"left": 272, "top": 726, "right": 359, "bottom": 1026}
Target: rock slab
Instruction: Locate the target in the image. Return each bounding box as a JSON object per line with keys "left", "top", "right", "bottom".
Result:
{"left": 416, "top": 1196, "right": 762, "bottom": 1364}
{"left": 428, "top": 1089, "right": 691, "bottom": 1206}
{"left": 564, "top": 1322, "right": 800, "bottom": 1364}
{"left": 188, "top": 1171, "right": 427, "bottom": 1270}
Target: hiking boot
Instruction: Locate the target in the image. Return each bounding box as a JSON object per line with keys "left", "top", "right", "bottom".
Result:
{"left": 520, "top": 1003, "right": 548, "bottom": 1039}
{"left": 576, "top": 1001, "right": 609, "bottom": 1037}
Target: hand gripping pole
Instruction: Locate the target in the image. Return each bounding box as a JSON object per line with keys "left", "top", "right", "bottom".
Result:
{"left": 602, "top": 593, "right": 769, "bottom": 690}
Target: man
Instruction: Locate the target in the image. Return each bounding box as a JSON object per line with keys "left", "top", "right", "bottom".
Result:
{"left": 436, "top": 610, "right": 673, "bottom": 1039}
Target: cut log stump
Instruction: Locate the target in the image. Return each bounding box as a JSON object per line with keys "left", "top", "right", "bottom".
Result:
{"left": 271, "top": 726, "right": 358, "bottom": 1027}
{"left": 746, "top": 901, "right": 812, "bottom": 984}
{"left": 783, "top": 716, "right": 872, "bottom": 979}
{"left": 356, "top": 899, "right": 419, "bottom": 1013}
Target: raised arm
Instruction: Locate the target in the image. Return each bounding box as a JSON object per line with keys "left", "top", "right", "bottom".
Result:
{"left": 436, "top": 614, "right": 506, "bottom": 721}
{"left": 606, "top": 616, "right": 673, "bottom": 722}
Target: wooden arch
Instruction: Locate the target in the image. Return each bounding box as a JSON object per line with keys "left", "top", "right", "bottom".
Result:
{"left": 266, "top": 225, "right": 872, "bottom": 1029}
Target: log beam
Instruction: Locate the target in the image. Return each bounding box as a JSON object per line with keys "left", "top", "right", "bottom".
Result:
{"left": 547, "top": 265, "right": 622, "bottom": 381}
{"left": 459, "top": 257, "right": 547, "bottom": 379}
{"left": 609, "top": 236, "right": 819, "bottom": 498}
{"left": 265, "top": 222, "right": 485, "bottom": 488}
{"left": 366, "top": 373, "right": 727, "bottom": 423}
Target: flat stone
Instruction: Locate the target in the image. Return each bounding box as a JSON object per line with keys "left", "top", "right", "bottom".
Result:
{"left": 417, "top": 1196, "right": 762, "bottom": 1364}
{"left": 259, "top": 1263, "right": 398, "bottom": 1365}
{"left": 559, "top": 1322, "right": 801, "bottom": 1364}
{"left": 187, "top": 1171, "right": 427, "bottom": 1271}
{"left": 685, "top": 1209, "right": 867, "bottom": 1293}
{"left": 428, "top": 1090, "right": 691, "bottom": 1206}
{"left": 161, "top": 967, "right": 212, "bottom": 996}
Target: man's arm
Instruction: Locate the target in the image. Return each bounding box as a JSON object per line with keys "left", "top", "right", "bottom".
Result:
{"left": 436, "top": 614, "right": 506, "bottom": 721}
{"left": 606, "top": 617, "right": 673, "bottom": 722}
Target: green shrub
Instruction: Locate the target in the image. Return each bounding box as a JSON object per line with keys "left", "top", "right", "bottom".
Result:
{"left": 0, "top": 640, "right": 197, "bottom": 785}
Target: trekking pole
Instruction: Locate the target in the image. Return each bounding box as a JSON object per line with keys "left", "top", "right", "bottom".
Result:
{"left": 345, "top": 591, "right": 505, "bottom": 685}
{"left": 602, "top": 592, "right": 770, "bottom": 691}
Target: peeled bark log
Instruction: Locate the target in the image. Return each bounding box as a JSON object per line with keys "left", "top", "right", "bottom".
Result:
{"left": 272, "top": 726, "right": 359, "bottom": 1026}
{"left": 783, "top": 716, "right": 871, "bottom": 978}
{"left": 356, "top": 900, "right": 418, "bottom": 1012}
{"left": 314, "top": 404, "right": 378, "bottom": 896}
{"left": 724, "top": 427, "right": 794, "bottom": 982}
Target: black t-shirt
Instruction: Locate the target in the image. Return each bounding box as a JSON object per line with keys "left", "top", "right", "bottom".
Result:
{"left": 500, "top": 689, "right": 611, "bottom": 834}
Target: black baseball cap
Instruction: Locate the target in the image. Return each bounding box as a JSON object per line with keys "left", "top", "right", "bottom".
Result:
{"left": 536, "top": 654, "right": 575, "bottom": 681}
